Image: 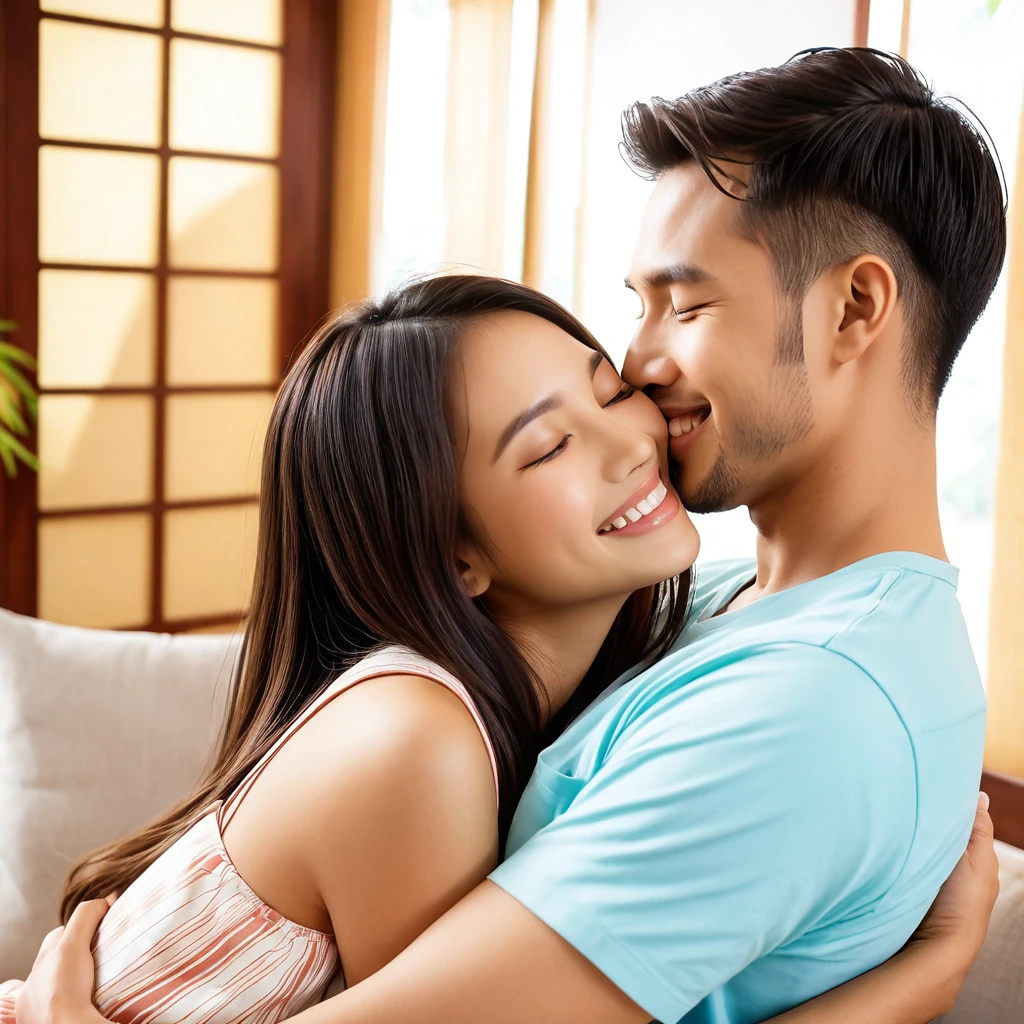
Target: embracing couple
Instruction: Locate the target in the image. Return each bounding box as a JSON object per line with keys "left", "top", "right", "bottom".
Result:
{"left": 4, "top": 46, "right": 1005, "bottom": 1024}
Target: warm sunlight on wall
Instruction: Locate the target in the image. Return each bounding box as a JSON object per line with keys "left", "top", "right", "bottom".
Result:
{"left": 35, "top": 1, "right": 281, "bottom": 631}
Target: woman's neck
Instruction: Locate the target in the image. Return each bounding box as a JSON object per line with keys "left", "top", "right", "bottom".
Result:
{"left": 490, "top": 595, "right": 629, "bottom": 722}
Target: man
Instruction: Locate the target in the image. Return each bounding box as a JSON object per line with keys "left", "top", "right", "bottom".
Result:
{"left": 31, "top": 48, "right": 1005, "bottom": 1024}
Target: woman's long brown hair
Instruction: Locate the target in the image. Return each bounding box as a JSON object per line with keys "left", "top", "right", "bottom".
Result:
{"left": 60, "top": 274, "right": 692, "bottom": 921}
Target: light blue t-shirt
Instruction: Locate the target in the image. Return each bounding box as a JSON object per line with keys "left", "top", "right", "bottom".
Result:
{"left": 490, "top": 553, "right": 986, "bottom": 1024}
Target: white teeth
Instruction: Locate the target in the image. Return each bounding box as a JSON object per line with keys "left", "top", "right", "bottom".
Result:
{"left": 670, "top": 411, "right": 708, "bottom": 437}
{"left": 600, "top": 479, "right": 671, "bottom": 535}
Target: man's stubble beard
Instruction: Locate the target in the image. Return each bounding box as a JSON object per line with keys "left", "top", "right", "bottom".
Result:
{"left": 672, "top": 305, "right": 813, "bottom": 515}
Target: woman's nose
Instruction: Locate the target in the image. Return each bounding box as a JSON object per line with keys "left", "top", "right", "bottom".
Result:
{"left": 595, "top": 415, "right": 658, "bottom": 484}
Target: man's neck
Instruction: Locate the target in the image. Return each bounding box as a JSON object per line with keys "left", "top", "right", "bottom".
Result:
{"left": 733, "top": 422, "right": 946, "bottom": 610}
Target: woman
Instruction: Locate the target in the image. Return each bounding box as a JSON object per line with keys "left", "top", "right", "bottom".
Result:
{"left": 3, "top": 275, "right": 997, "bottom": 1024}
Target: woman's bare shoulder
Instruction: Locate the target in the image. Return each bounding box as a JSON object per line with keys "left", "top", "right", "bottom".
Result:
{"left": 275, "top": 671, "right": 496, "bottom": 824}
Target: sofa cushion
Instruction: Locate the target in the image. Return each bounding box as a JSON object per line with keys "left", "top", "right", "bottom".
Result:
{"left": 0, "top": 611, "right": 238, "bottom": 980}
{"left": 938, "top": 839, "right": 1024, "bottom": 1023}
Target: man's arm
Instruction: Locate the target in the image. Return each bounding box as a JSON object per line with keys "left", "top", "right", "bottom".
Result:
{"left": 301, "top": 881, "right": 651, "bottom": 1024}
{"left": 17, "top": 801, "right": 997, "bottom": 1024}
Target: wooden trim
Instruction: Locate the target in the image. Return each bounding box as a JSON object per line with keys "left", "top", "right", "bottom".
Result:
{"left": 2, "top": 1, "right": 336, "bottom": 630}
{"left": 156, "top": 612, "right": 246, "bottom": 634}
{"left": 151, "top": 0, "right": 172, "bottom": 631}
{"left": 279, "top": 0, "right": 337, "bottom": 370}
{"left": 40, "top": 384, "right": 277, "bottom": 396}
{"left": 329, "top": 0, "right": 390, "bottom": 309}
{"left": 986, "top": 102, "right": 1024, "bottom": 778}
{"left": 39, "top": 137, "right": 281, "bottom": 166}
{"left": 982, "top": 769, "right": 1024, "bottom": 850}
{"left": 39, "top": 263, "right": 279, "bottom": 278}
{"left": 854, "top": 0, "right": 870, "bottom": 47}
{"left": 0, "top": 0, "right": 40, "bottom": 616}
{"left": 40, "top": 496, "right": 258, "bottom": 519}
{"left": 40, "top": 12, "right": 281, "bottom": 53}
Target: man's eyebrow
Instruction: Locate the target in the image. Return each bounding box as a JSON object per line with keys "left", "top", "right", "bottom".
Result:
{"left": 624, "top": 262, "right": 712, "bottom": 291}
{"left": 493, "top": 395, "right": 562, "bottom": 463}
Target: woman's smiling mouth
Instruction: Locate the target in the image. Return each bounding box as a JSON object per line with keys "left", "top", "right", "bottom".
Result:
{"left": 598, "top": 475, "right": 679, "bottom": 537}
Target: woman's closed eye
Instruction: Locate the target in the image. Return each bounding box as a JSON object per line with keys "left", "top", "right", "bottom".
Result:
{"left": 522, "top": 434, "right": 572, "bottom": 469}
{"left": 603, "top": 384, "right": 635, "bottom": 407}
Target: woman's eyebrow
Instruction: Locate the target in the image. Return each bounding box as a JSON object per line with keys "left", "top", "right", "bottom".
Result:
{"left": 493, "top": 396, "right": 562, "bottom": 463}
{"left": 492, "top": 353, "right": 603, "bottom": 463}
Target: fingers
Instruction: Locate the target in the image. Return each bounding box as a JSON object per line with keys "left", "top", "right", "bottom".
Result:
{"left": 62, "top": 898, "right": 112, "bottom": 948}
{"left": 969, "top": 791, "right": 995, "bottom": 852}
{"left": 33, "top": 926, "right": 64, "bottom": 968}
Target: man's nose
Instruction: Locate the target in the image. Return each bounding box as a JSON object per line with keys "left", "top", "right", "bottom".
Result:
{"left": 622, "top": 322, "right": 682, "bottom": 391}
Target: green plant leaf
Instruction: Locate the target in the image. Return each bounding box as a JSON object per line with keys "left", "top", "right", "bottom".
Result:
{"left": 0, "top": 427, "right": 38, "bottom": 475}
{"left": 0, "top": 341, "right": 36, "bottom": 369}
{"left": 0, "top": 324, "right": 38, "bottom": 476}
{"left": 0, "top": 360, "right": 38, "bottom": 420}
{"left": 987, "top": 0, "right": 1002, "bottom": 12}
{"left": 0, "top": 398, "right": 29, "bottom": 436}
{"left": 0, "top": 439, "right": 15, "bottom": 477}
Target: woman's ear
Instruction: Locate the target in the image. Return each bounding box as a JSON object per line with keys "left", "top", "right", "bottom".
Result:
{"left": 455, "top": 543, "right": 491, "bottom": 599}
{"left": 833, "top": 254, "right": 899, "bottom": 365}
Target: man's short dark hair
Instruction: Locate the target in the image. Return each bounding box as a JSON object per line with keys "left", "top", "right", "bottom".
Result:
{"left": 621, "top": 48, "right": 1007, "bottom": 408}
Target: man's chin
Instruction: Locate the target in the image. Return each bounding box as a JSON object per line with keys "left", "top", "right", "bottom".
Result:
{"left": 671, "top": 453, "right": 742, "bottom": 515}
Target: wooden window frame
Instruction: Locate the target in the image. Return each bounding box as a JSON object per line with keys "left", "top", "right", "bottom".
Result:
{"left": 0, "top": 0, "right": 337, "bottom": 631}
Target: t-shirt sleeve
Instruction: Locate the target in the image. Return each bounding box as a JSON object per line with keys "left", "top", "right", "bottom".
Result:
{"left": 489, "top": 645, "right": 917, "bottom": 1024}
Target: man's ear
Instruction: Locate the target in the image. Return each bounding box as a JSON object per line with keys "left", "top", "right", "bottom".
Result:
{"left": 455, "top": 542, "right": 491, "bottom": 599}
{"left": 833, "top": 254, "right": 899, "bottom": 365}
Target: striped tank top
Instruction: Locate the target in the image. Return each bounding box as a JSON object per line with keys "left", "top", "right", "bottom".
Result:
{"left": 0, "top": 647, "right": 498, "bottom": 1024}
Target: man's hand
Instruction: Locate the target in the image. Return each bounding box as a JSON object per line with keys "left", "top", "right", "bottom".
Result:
{"left": 905, "top": 793, "right": 999, "bottom": 986}
{"left": 15, "top": 897, "right": 112, "bottom": 1024}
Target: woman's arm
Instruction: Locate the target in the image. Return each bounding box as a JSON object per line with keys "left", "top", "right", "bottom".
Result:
{"left": 765, "top": 794, "right": 999, "bottom": 1023}
{"left": 15, "top": 797, "right": 998, "bottom": 1024}
{"left": 298, "top": 674, "right": 499, "bottom": 984}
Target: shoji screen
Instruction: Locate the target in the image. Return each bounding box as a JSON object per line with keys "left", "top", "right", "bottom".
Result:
{"left": 0, "top": 0, "right": 335, "bottom": 631}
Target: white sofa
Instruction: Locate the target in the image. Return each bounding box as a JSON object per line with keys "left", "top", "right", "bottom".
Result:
{"left": 1, "top": 609, "right": 1021, "bottom": 1019}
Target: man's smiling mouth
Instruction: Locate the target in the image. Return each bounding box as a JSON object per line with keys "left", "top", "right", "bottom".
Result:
{"left": 668, "top": 407, "right": 711, "bottom": 437}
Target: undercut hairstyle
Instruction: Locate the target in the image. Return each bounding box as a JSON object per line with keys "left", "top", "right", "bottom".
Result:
{"left": 622, "top": 47, "right": 1007, "bottom": 409}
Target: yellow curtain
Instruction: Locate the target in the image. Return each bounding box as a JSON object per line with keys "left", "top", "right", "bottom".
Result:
{"left": 442, "top": 0, "right": 515, "bottom": 272}
{"left": 985, "top": 97, "right": 1024, "bottom": 779}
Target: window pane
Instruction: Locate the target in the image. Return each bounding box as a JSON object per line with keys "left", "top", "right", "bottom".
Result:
{"left": 39, "top": 146, "right": 160, "bottom": 267}
{"left": 38, "top": 513, "right": 151, "bottom": 629}
{"left": 167, "top": 276, "right": 277, "bottom": 385}
{"left": 40, "top": 20, "right": 162, "bottom": 147}
{"left": 163, "top": 504, "right": 259, "bottom": 620}
{"left": 41, "top": 0, "right": 164, "bottom": 28}
{"left": 39, "top": 270, "right": 156, "bottom": 387}
{"left": 164, "top": 392, "right": 272, "bottom": 501}
{"left": 170, "top": 39, "right": 280, "bottom": 158}
{"left": 171, "top": 0, "right": 282, "bottom": 46}
{"left": 168, "top": 157, "right": 279, "bottom": 271}
{"left": 39, "top": 394, "right": 154, "bottom": 510}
